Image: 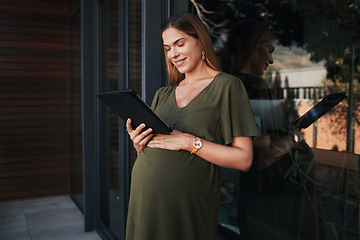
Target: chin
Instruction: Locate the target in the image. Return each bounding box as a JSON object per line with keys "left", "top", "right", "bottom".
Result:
{"left": 176, "top": 68, "right": 187, "bottom": 74}
{"left": 177, "top": 66, "right": 192, "bottom": 74}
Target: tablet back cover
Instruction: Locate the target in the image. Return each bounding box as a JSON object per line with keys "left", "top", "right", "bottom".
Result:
{"left": 293, "top": 92, "right": 347, "bottom": 130}
{"left": 98, "top": 89, "right": 172, "bottom": 134}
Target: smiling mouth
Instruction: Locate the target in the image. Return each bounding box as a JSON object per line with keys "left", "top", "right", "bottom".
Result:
{"left": 174, "top": 58, "right": 186, "bottom": 67}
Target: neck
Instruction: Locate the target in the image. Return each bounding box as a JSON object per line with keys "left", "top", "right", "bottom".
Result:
{"left": 182, "top": 63, "right": 218, "bottom": 84}
{"left": 241, "top": 65, "right": 252, "bottom": 74}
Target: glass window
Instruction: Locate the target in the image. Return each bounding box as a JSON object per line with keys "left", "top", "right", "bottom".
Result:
{"left": 189, "top": 1, "right": 359, "bottom": 239}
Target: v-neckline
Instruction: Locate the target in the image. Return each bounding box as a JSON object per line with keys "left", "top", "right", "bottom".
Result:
{"left": 174, "top": 72, "right": 222, "bottom": 109}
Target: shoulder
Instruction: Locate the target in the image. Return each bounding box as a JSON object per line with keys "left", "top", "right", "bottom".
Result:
{"left": 152, "top": 85, "right": 174, "bottom": 106}
{"left": 216, "top": 72, "right": 240, "bottom": 82}
{"left": 214, "top": 72, "right": 246, "bottom": 91}
{"left": 155, "top": 85, "right": 174, "bottom": 98}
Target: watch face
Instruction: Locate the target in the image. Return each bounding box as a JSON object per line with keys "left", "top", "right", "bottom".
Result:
{"left": 293, "top": 134, "right": 299, "bottom": 143}
{"left": 193, "top": 140, "right": 202, "bottom": 149}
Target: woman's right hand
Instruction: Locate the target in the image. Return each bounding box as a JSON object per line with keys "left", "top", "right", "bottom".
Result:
{"left": 126, "top": 118, "right": 154, "bottom": 154}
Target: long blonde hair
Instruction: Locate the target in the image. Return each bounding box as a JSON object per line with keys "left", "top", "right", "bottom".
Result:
{"left": 161, "top": 12, "right": 222, "bottom": 85}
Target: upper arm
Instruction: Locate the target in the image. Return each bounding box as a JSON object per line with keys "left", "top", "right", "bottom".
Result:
{"left": 231, "top": 136, "right": 254, "bottom": 171}
{"left": 232, "top": 136, "right": 253, "bottom": 153}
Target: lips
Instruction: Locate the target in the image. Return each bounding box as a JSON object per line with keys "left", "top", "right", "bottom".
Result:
{"left": 174, "top": 58, "right": 186, "bottom": 67}
{"left": 264, "top": 62, "right": 270, "bottom": 70}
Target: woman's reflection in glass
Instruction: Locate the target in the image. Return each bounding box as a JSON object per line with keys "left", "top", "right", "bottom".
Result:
{"left": 222, "top": 20, "right": 324, "bottom": 240}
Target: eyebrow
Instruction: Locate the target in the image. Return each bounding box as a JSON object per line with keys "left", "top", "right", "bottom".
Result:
{"left": 163, "top": 37, "right": 186, "bottom": 47}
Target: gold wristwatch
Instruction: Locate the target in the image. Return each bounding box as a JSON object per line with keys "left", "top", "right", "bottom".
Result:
{"left": 191, "top": 137, "right": 202, "bottom": 154}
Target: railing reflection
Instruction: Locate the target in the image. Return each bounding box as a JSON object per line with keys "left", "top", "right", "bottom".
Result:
{"left": 272, "top": 86, "right": 327, "bottom": 100}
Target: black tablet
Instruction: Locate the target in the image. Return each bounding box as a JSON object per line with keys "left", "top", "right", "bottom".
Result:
{"left": 98, "top": 89, "right": 173, "bottom": 134}
{"left": 293, "top": 92, "right": 347, "bottom": 130}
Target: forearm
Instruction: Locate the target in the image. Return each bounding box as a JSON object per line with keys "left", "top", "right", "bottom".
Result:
{"left": 147, "top": 130, "right": 254, "bottom": 171}
{"left": 254, "top": 133, "right": 297, "bottom": 169}
{"left": 192, "top": 139, "right": 253, "bottom": 171}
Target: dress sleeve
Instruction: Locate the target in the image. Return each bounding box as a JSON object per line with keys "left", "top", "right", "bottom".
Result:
{"left": 221, "top": 77, "right": 259, "bottom": 145}
{"left": 150, "top": 88, "right": 163, "bottom": 111}
{"left": 150, "top": 86, "right": 173, "bottom": 111}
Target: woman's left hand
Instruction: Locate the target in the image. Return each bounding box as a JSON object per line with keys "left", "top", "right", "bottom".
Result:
{"left": 147, "top": 130, "right": 193, "bottom": 151}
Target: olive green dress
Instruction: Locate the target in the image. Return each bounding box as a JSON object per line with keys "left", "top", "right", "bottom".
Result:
{"left": 125, "top": 72, "right": 258, "bottom": 240}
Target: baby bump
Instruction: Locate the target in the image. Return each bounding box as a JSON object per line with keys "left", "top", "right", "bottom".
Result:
{"left": 131, "top": 148, "right": 221, "bottom": 196}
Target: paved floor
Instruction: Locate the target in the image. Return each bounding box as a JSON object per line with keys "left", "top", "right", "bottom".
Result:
{"left": 0, "top": 194, "right": 238, "bottom": 240}
{"left": 0, "top": 195, "right": 101, "bottom": 240}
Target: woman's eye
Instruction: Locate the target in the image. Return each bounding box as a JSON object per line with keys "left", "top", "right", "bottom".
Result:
{"left": 178, "top": 43, "right": 184, "bottom": 47}
{"left": 165, "top": 48, "right": 171, "bottom": 52}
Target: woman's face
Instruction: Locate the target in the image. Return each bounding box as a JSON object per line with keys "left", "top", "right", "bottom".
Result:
{"left": 250, "top": 39, "right": 275, "bottom": 76}
{"left": 162, "top": 27, "right": 203, "bottom": 74}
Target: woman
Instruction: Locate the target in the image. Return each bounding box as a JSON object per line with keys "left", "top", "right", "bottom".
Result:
{"left": 225, "top": 20, "right": 324, "bottom": 240}
{"left": 125, "top": 12, "right": 258, "bottom": 240}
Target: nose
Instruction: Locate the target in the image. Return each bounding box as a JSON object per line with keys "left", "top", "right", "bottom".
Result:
{"left": 269, "top": 55, "right": 274, "bottom": 64}
{"left": 170, "top": 48, "right": 179, "bottom": 59}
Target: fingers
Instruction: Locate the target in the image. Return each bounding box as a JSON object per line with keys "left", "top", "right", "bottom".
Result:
{"left": 133, "top": 130, "right": 153, "bottom": 154}
{"left": 130, "top": 123, "right": 145, "bottom": 140}
{"left": 126, "top": 118, "right": 154, "bottom": 153}
{"left": 133, "top": 128, "right": 153, "bottom": 145}
{"left": 134, "top": 133, "right": 154, "bottom": 153}
{"left": 147, "top": 131, "right": 188, "bottom": 151}
{"left": 126, "top": 118, "right": 146, "bottom": 140}
{"left": 126, "top": 118, "right": 142, "bottom": 139}
{"left": 126, "top": 118, "right": 133, "bottom": 133}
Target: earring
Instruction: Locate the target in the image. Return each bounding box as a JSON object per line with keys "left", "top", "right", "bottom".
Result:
{"left": 201, "top": 50, "right": 206, "bottom": 61}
